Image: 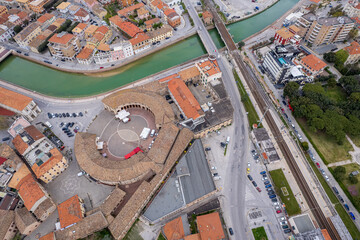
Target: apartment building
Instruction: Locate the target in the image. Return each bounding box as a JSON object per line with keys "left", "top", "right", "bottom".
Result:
{"left": 11, "top": 125, "right": 68, "bottom": 183}
{"left": 36, "top": 13, "right": 55, "bottom": 30}
{"left": 144, "top": 17, "right": 160, "bottom": 31}
{"left": 92, "top": 4, "right": 106, "bottom": 19}
{"left": 72, "top": 22, "right": 88, "bottom": 38}
{"left": 299, "top": 54, "right": 327, "bottom": 76}
{"left": 16, "top": 0, "right": 33, "bottom": 11}
{"left": 344, "top": 2, "right": 360, "bottom": 18}
{"left": 147, "top": 25, "right": 173, "bottom": 43}
{"left": 344, "top": 41, "right": 360, "bottom": 64}
{"left": 0, "top": 24, "right": 15, "bottom": 42}
{"left": 0, "top": 210, "right": 16, "bottom": 240}
{"left": 273, "top": 25, "right": 301, "bottom": 46}
{"left": 56, "top": 1, "right": 70, "bottom": 13}
{"left": 87, "top": 25, "right": 112, "bottom": 47}
{"left": 0, "top": 5, "right": 8, "bottom": 16}
{"left": 296, "top": 13, "right": 354, "bottom": 45}
{"left": 93, "top": 41, "right": 134, "bottom": 64}
{"left": 164, "top": 8, "right": 180, "bottom": 28}
{"left": 14, "top": 22, "right": 41, "bottom": 48}
{"left": 15, "top": 207, "right": 39, "bottom": 235}
{"left": 29, "top": 0, "right": 50, "bottom": 13}
{"left": 110, "top": 16, "right": 142, "bottom": 38}
{"left": 48, "top": 32, "right": 81, "bottom": 60}
{"left": 129, "top": 32, "right": 150, "bottom": 53}
{"left": 120, "top": 0, "right": 134, "bottom": 8}
{"left": 73, "top": 8, "right": 90, "bottom": 23}
{"left": 117, "top": 2, "right": 144, "bottom": 18}
{"left": 0, "top": 87, "right": 41, "bottom": 121}
{"left": 76, "top": 46, "right": 94, "bottom": 64}
{"left": 196, "top": 59, "right": 222, "bottom": 86}
{"left": 202, "top": 11, "right": 213, "bottom": 26}
{"left": 137, "top": 7, "right": 149, "bottom": 20}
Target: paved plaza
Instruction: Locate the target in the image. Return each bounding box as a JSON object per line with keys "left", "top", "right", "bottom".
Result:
{"left": 87, "top": 108, "right": 156, "bottom": 158}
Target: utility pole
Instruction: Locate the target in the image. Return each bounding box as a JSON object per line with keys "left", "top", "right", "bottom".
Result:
{"left": 257, "top": 107, "right": 270, "bottom": 127}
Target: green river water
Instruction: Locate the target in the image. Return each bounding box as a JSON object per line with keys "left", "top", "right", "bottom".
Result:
{"left": 0, "top": 0, "right": 298, "bottom": 97}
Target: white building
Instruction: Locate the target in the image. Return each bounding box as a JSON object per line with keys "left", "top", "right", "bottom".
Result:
{"left": 344, "top": 2, "right": 360, "bottom": 18}
{"left": 93, "top": 41, "right": 134, "bottom": 64}
{"left": 196, "top": 59, "right": 222, "bottom": 86}
{"left": 0, "top": 24, "right": 15, "bottom": 42}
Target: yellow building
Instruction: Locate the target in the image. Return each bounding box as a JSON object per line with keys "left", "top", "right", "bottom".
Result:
{"left": 14, "top": 22, "right": 42, "bottom": 48}
{"left": 48, "top": 32, "right": 81, "bottom": 61}
{"left": 84, "top": 24, "right": 97, "bottom": 38}
{"left": 87, "top": 25, "right": 112, "bottom": 47}
{"left": 29, "top": 0, "right": 50, "bottom": 13}
{"left": 16, "top": 0, "right": 33, "bottom": 11}
{"left": 147, "top": 25, "right": 173, "bottom": 43}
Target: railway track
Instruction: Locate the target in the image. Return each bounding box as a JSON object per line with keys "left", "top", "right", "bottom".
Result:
{"left": 205, "top": 3, "right": 341, "bottom": 239}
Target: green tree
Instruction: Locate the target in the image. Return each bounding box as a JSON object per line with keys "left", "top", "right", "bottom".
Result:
{"left": 349, "top": 175, "right": 358, "bottom": 184}
{"left": 333, "top": 166, "right": 346, "bottom": 180}
{"left": 310, "top": 117, "right": 325, "bottom": 131}
{"left": 349, "top": 28, "right": 358, "bottom": 39}
{"left": 283, "top": 82, "right": 300, "bottom": 100}
{"left": 238, "top": 41, "right": 245, "bottom": 50}
{"left": 13, "top": 25, "right": 23, "bottom": 34}
{"left": 327, "top": 78, "right": 337, "bottom": 88}
{"left": 339, "top": 76, "right": 360, "bottom": 95}
{"left": 335, "top": 49, "right": 349, "bottom": 66}
{"left": 323, "top": 52, "right": 336, "bottom": 63}
{"left": 301, "top": 141, "right": 309, "bottom": 151}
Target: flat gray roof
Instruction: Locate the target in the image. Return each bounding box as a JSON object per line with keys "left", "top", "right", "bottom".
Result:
{"left": 292, "top": 214, "right": 315, "bottom": 233}
{"left": 143, "top": 139, "right": 215, "bottom": 222}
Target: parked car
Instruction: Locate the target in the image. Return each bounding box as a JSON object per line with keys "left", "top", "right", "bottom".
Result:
{"left": 282, "top": 225, "right": 289, "bottom": 229}
{"left": 2, "top": 137, "right": 10, "bottom": 141}
{"left": 276, "top": 210, "right": 282, "bottom": 214}
{"left": 269, "top": 194, "right": 276, "bottom": 199}
{"left": 344, "top": 204, "right": 350, "bottom": 211}
{"left": 229, "top": 228, "right": 234, "bottom": 235}
{"left": 268, "top": 191, "right": 275, "bottom": 195}
{"left": 252, "top": 181, "right": 257, "bottom": 187}
{"left": 339, "top": 196, "right": 344, "bottom": 203}
{"left": 260, "top": 171, "right": 266, "bottom": 175}
{"left": 280, "top": 217, "right": 286, "bottom": 221}
{"left": 332, "top": 187, "right": 339, "bottom": 194}
{"left": 266, "top": 188, "right": 273, "bottom": 192}
{"left": 280, "top": 221, "right": 287, "bottom": 225}
{"left": 271, "top": 198, "right": 278, "bottom": 202}
{"left": 256, "top": 187, "right": 261, "bottom": 192}
{"left": 262, "top": 177, "right": 268, "bottom": 181}
{"left": 265, "top": 184, "right": 272, "bottom": 188}
{"left": 264, "top": 180, "right": 270, "bottom": 185}
{"left": 284, "top": 229, "right": 291, "bottom": 233}
{"left": 316, "top": 162, "right": 320, "bottom": 168}
{"left": 247, "top": 168, "right": 250, "bottom": 174}
{"left": 205, "top": 147, "right": 211, "bottom": 151}
{"left": 247, "top": 175, "right": 253, "bottom": 181}
{"left": 349, "top": 212, "right": 355, "bottom": 220}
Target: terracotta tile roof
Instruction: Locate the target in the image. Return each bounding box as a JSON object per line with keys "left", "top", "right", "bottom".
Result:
{"left": 355, "top": 4, "right": 360, "bottom": 9}
{"left": 197, "top": 59, "right": 221, "bottom": 77}
{"left": 117, "top": 2, "right": 144, "bottom": 16}
{"left": 202, "top": 11, "right": 212, "bottom": 19}
{"left": 321, "top": 229, "right": 332, "bottom": 240}
{"left": 0, "top": 143, "right": 23, "bottom": 170}
{"left": 24, "top": 125, "right": 43, "bottom": 141}
{"left": 184, "top": 233, "right": 201, "bottom": 240}
{"left": 73, "top": 22, "right": 88, "bottom": 32}
{"left": 300, "top": 54, "right": 326, "bottom": 71}
{"left": 96, "top": 25, "right": 109, "bottom": 35}
{"left": 68, "top": 4, "right": 80, "bottom": 12}
{"left": 137, "top": 7, "right": 148, "bottom": 16}
{"left": 76, "top": 46, "right": 94, "bottom": 60}
{"left": 276, "top": 27, "right": 294, "bottom": 39}
{"left": 163, "top": 217, "right": 185, "bottom": 240}
{"left": 8, "top": 164, "right": 31, "bottom": 189}
{"left": 145, "top": 17, "right": 160, "bottom": 27}
{"left": 57, "top": 195, "right": 84, "bottom": 229}
{"left": 74, "top": 8, "right": 88, "bottom": 18}
{"left": 310, "top": 0, "right": 321, "bottom": 3}
{"left": 18, "top": 175, "right": 45, "bottom": 210}
{"left": 84, "top": 24, "right": 97, "bottom": 35}
{"left": 31, "top": 148, "right": 64, "bottom": 178}
{"left": 168, "top": 78, "right": 202, "bottom": 120}
{"left": 92, "top": 32, "right": 104, "bottom": 42}
{"left": 37, "top": 13, "right": 54, "bottom": 23}
{"left": 52, "top": 18, "right": 65, "bottom": 28}
{"left": 39, "top": 232, "right": 55, "bottom": 240}
{"left": 12, "top": 135, "right": 28, "bottom": 155}
{"left": 289, "top": 24, "right": 300, "bottom": 33}
{"left": 178, "top": 66, "right": 200, "bottom": 81}
{"left": 344, "top": 41, "right": 360, "bottom": 55}
{"left": 118, "top": 21, "right": 143, "bottom": 38}
{"left": 17, "top": 11, "right": 28, "bottom": 20}
{"left": 0, "top": 209, "right": 15, "bottom": 239}
{"left": 97, "top": 43, "right": 110, "bottom": 51}
{"left": 56, "top": 1, "right": 71, "bottom": 10}
{"left": 49, "top": 32, "right": 75, "bottom": 45}
{"left": 129, "top": 32, "right": 149, "bottom": 45}
{"left": 197, "top": 212, "right": 225, "bottom": 240}
{"left": 0, "top": 86, "right": 33, "bottom": 111}
{"left": 158, "top": 73, "right": 179, "bottom": 83}
{"left": 164, "top": 8, "right": 178, "bottom": 18}
{"left": 8, "top": 8, "right": 20, "bottom": 15}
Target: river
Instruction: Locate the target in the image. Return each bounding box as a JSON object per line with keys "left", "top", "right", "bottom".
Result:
{"left": 0, "top": 0, "right": 298, "bottom": 97}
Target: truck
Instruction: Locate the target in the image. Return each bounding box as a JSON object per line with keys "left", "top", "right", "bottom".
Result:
{"left": 140, "top": 127, "right": 151, "bottom": 140}
{"left": 226, "top": 136, "right": 230, "bottom": 144}
{"left": 122, "top": 117, "right": 130, "bottom": 123}
{"left": 150, "top": 129, "right": 155, "bottom": 137}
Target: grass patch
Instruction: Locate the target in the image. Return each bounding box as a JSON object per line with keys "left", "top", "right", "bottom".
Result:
{"left": 349, "top": 135, "right": 360, "bottom": 148}
{"left": 251, "top": 226, "right": 268, "bottom": 240}
{"left": 269, "top": 169, "right": 301, "bottom": 216}
{"left": 233, "top": 69, "right": 259, "bottom": 128}
{"left": 79, "top": 228, "right": 114, "bottom": 240}
{"left": 330, "top": 164, "right": 360, "bottom": 214}
{"left": 297, "top": 118, "right": 352, "bottom": 164}
{"left": 335, "top": 204, "right": 360, "bottom": 240}
{"left": 157, "top": 233, "right": 166, "bottom": 240}
{"left": 189, "top": 214, "right": 198, "bottom": 234}
{"left": 325, "top": 85, "right": 347, "bottom": 102}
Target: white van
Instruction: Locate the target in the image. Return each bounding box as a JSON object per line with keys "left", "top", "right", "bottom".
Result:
{"left": 122, "top": 117, "right": 130, "bottom": 123}
{"left": 45, "top": 121, "right": 52, "bottom": 128}
{"left": 150, "top": 129, "right": 155, "bottom": 137}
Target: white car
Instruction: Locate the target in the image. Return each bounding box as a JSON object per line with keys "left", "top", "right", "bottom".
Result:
{"left": 279, "top": 217, "right": 286, "bottom": 221}
{"left": 247, "top": 162, "right": 251, "bottom": 167}
{"left": 280, "top": 221, "right": 287, "bottom": 225}
{"left": 325, "top": 175, "right": 329, "bottom": 181}
{"left": 262, "top": 177, "right": 268, "bottom": 181}
{"left": 273, "top": 202, "right": 280, "bottom": 206}
{"left": 275, "top": 206, "right": 281, "bottom": 210}
{"left": 211, "top": 166, "right": 217, "bottom": 170}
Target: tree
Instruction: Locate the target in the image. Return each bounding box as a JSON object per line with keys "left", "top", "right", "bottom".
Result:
{"left": 37, "top": 41, "right": 49, "bottom": 53}
{"left": 283, "top": 82, "right": 300, "bottom": 100}
{"left": 14, "top": 25, "right": 22, "bottom": 34}
{"left": 323, "top": 52, "right": 336, "bottom": 63}
{"left": 327, "top": 78, "right": 337, "bottom": 88}
{"left": 349, "top": 175, "right": 358, "bottom": 184}
{"left": 339, "top": 76, "right": 360, "bottom": 95}
{"left": 310, "top": 117, "right": 325, "bottom": 131}
{"left": 335, "top": 49, "right": 349, "bottom": 66}
{"left": 333, "top": 166, "right": 346, "bottom": 180}
{"left": 238, "top": 41, "right": 245, "bottom": 50}
{"left": 301, "top": 142, "right": 309, "bottom": 151}
{"left": 349, "top": 28, "right": 358, "bottom": 39}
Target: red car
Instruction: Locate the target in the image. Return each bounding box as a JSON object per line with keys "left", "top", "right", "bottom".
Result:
{"left": 256, "top": 187, "right": 261, "bottom": 192}
{"left": 316, "top": 162, "right": 320, "bottom": 168}
{"left": 281, "top": 108, "right": 285, "bottom": 113}
{"left": 60, "top": 146, "right": 65, "bottom": 151}
{"left": 276, "top": 210, "right": 282, "bottom": 214}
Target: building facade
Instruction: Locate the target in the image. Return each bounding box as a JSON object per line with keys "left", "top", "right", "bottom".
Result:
{"left": 196, "top": 59, "right": 222, "bottom": 86}
{"left": 344, "top": 41, "right": 360, "bottom": 64}
{"left": 48, "top": 32, "right": 81, "bottom": 60}
{"left": 344, "top": 2, "right": 360, "bottom": 18}
{"left": 129, "top": 32, "right": 150, "bottom": 54}
{"left": 14, "top": 22, "right": 42, "bottom": 49}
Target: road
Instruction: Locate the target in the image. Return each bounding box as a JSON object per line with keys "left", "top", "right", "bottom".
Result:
{"left": 184, "top": 0, "right": 250, "bottom": 238}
